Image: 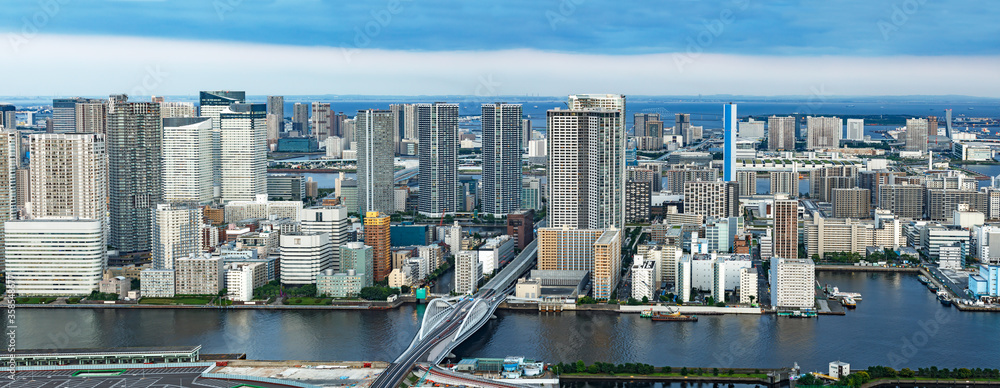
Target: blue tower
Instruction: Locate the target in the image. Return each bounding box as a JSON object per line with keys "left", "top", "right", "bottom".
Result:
{"left": 723, "top": 102, "right": 737, "bottom": 181}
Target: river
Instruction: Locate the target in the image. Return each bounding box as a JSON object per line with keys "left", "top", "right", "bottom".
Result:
{"left": 13, "top": 272, "right": 1000, "bottom": 373}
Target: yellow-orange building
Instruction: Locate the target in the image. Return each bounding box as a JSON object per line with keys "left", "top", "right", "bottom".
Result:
{"left": 364, "top": 211, "right": 392, "bottom": 281}
{"left": 538, "top": 227, "right": 621, "bottom": 300}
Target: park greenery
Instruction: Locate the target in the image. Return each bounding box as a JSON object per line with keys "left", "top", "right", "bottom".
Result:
{"left": 359, "top": 286, "right": 401, "bottom": 301}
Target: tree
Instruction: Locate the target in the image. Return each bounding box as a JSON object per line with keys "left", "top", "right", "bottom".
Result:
{"left": 662, "top": 366, "right": 672, "bottom": 374}
{"left": 712, "top": 367, "right": 719, "bottom": 376}
{"left": 748, "top": 295, "right": 756, "bottom": 305}
{"left": 680, "top": 367, "right": 688, "bottom": 376}
{"left": 400, "top": 285, "right": 411, "bottom": 294}
{"left": 641, "top": 296, "right": 649, "bottom": 304}
{"left": 797, "top": 373, "right": 820, "bottom": 386}
{"left": 218, "top": 289, "right": 227, "bottom": 297}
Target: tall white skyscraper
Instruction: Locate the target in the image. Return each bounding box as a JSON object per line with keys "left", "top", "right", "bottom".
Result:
{"left": 547, "top": 94, "right": 626, "bottom": 229}
{"left": 905, "top": 118, "right": 929, "bottom": 152}
{"left": 300, "top": 206, "right": 351, "bottom": 270}
{"left": 199, "top": 91, "right": 246, "bottom": 199}
{"left": 768, "top": 116, "right": 795, "bottom": 151}
{"left": 417, "top": 103, "right": 459, "bottom": 217}
{"left": 151, "top": 204, "right": 204, "bottom": 269}
{"left": 846, "top": 118, "right": 865, "bottom": 141}
{"left": 482, "top": 103, "right": 523, "bottom": 216}
{"left": 28, "top": 133, "right": 107, "bottom": 221}
{"left": 220, "top": 103, "right": 268, "bottom": 202}
{"left": 357, "top": 109, "right": 396, "bottom": 215}
{"left": 162, "top": 117, "right": 213, "bottom": 204}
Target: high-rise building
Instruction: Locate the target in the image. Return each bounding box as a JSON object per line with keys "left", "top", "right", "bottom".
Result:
{"left": 723, "top": 103, "right": 737, "bottom": 181}
{"left": 665, "top": 165, "right": 718, "bottom": 194}
{"left": 280, "top": 232, "right": 333, "bottom": 285}
{"left": 311, "top": 102, "right": 332, "bottom": 142}
{"left": 626, "top": 180, "right": 652, "bottom": 222}
{"left": 634, "top": 113, "right": 659, "bottom": 137}
{"left": 266, "top": 96, "right": 284, "bottom": 143}
{"left": 878, "top": 184, "right": 925, "bottom": 219}
{"left": 219, "top": 103, "right": 267, "bottom": 202}
{"left": 683, "top": 181, "right": 740, "bottom": 218}
{"left": 301, "top": 206, "right": 351, "bottom": 271}
{"left": 770, "top": 170, "right": 798, "bottom": 196}
{"left": 905, "top": 118, "right": 929, "bottom": 152}
{"left": 806, "top": 116, "right": 842, "bottom": 150}
{"left": 768, "top": 116, "right": 796, "bottom": 151}
{"left": 736, "top": 170, "right": 757, "bottom": 197}
{"left": 340, "top": 242, "right": 374, "bottom": 287}
{"left": 927, "top": 116, "right": 939, "bottom": 137}
{"left": 769, "top": 257, "right": 815, "bottom": 309}
{"left": 107, "top": 99, "right": 162, "bottom": 253}
{"left": 810, "top": 165, "right": 858, "bottom": 202}
{"left": 28, "top": 133, "right": 107, "bottom": 221}
{"left": 773, "top": 195, "right": 798, "bottom": 259}
{"left": 547, "top": 94, "right": 626, "bottom": 229}
{"left": 175, "top": 253, "right": 223, "bottom": 295}
{"left": 364, "top": 211, "right": 391, "bottom": 281}
{"left": 159, "top": 101, "right": 196, "bottom": 119}
{"left": 292, "top": 103, "right": 309, "bottom": 135}
{"left": 75, "top": 101, "right": 107, "bottom": 134}
{"left": 357, "top": 109, "right": 396, "bottom": 215}
{"left": 151, "top": 204, "right": 204, "bottom": 269}
{"left": 4, "top": 219, "right": 104, "bottom": 296}
{"left": 455, "top": 250, "right": 482, "bottom": 295}
{"left": 52, "top": 97, "right": 101, "bottom": 133}
{"left": 521, "top": 176, "right": 541, "bottom": 211}
{"left": 162, "top": 117, "right": 213, "bottom": 204}
{"left": 832, "top": 188, "right": 871, "bottom": 219}
{"left": 675, "top": 113, "right": 691, "bottom": 138}
{"left": 482, "top": 103, "right": 523, "bottom": 216}
{"left": 846, "top": 118, "right": 865, "bottom": 141}
{"left": 14, "top": 168, "right": 28, "bottom": 215}
{"left": 199, "top": 91, "right": 246, "bottom": 199}
{"left": 0, "top": 131, "right": 16, "bottom": 266}
{"left": 0, "top": 104, "right": 15, "bottom": 130}
{"left": 522, "top": 119, "right": 532, "bottom": 148}
{"left": 537, "top": 227, "right": 621, "bottom": 300}
{"left": 417, "top": 103, "right": 459, "bottom": 217}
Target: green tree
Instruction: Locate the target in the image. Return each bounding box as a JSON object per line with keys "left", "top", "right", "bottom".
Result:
{"left": 641, "top": 296, "right": 649, "bottom": 304}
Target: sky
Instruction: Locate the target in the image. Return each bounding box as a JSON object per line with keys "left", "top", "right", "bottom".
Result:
{"left": 1, "top": 0, "right": 999, "bottom": 97}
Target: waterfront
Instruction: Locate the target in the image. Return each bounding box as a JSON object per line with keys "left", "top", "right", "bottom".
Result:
{"left": 15, "top": 273, "right": 1000, "bottom": 373}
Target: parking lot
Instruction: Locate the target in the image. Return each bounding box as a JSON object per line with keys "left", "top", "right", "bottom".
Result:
{"left": 1, "top": 367, "right": 296, "bottom": 388}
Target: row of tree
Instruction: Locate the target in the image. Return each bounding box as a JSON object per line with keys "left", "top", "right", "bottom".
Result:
{"left": 551, "top": 361, "right": 656, "bottom": 375}
{"left": 799, "top": 365, "right": 1000, "bottom": 387}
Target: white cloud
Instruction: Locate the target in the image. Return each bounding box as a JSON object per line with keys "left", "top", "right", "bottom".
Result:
{"left": 3, "top": 34, "right": 999, "bottom": 97}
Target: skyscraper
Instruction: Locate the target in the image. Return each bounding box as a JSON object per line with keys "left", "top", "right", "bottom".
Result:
{"left": 107, "top": 99, "right": 162, "bottom": 253}
{"left": 28, "top": 133, "right": 107, "bottom": 221}
{"left": 683, "top": 181, "right": 740, "bottom": 218}
{"left": 768, "top": 116, "right": 796, "bottom": 150}
{"left": 292, "top": 103, "right": 309, "bottom": 135}
{"left": 905, "top": 118, "right": 929, "bottom": 152}
{"left": 0, "top": 104, "right": 15, "bottom": 130}
{"left": 481, "top": 103, "right": 523, "bottom": 216}
{"left": 675, "top": 113, "right": 691, "bottom": 137}
{"left": 736, "top": 170, "right": 757, "bottom": 197}
{"left": 634, "top": 113, "right": 659, "bottom": 137}
{"left": 52, "top": 97, "right": 101, "bottom": 133}
{"left": 364, "top": 211, "right": 391, "bottom": 281}
{"left": 774, "top": 195, "right": 798, "bottom": 259}
{"left": 162, "top": 117, "right": 213, "bottom": 204}
{"left": 522, "top": 119, "right": 532, "bottom": 148}
{"left": 357, "top": 109, "right": 395, "bottom": 215}
{"left": 301, "top": 206, "right": 351, "bottom": 271}
{"left": 417, "top": 103, "right": 459, "bottom": 217}
{"left": 846, "top": 118, "right": 865, "bottom": 141}
{"left": 75, "top": 101, "right": 107, "bottom": 134}
{"left": 199, "top": 91, "right": 246, "bottom": 199}
{"left": 311, "top": 102, "right": 332, "bottom": 142}
{"left": 0, "top": 131, "right": 17, "bottom": 267}
{"left": 152, "top": 204, "right": 204, "bottom": 269}
{"left": 944, "top": 109, "right": 954, "bottom": 138}
{"left": 723, "top": 103, "right": 737, "bottom": 181}
{"left": 266, "top": 95, "right": 284, "bottom": 144}
{"left": 219, "top": 103, "right": 267, "bottom": 202}
{"left": 806, "top": 116, "right": 843, "bottom": 149}
{"left": 547, "top": 94, "right": 626, "bottom": 229}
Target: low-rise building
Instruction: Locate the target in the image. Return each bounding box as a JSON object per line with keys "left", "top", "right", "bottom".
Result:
{"left": 175, "top": 253, "right": 223, "bottom": 295}
{"left": 317, "top": 269, "right": 365, "bottom": 298}
{"left": 98, "top": 276, "right": 131, "bottom": 298}
{"left": 140, "top": 269, "right": 175, "bottom": 298}
{"left": 769, "top": 257, "right": 815, "bottom": 309}
{"left": 739, "top": 267, "right": 758, "bottom": 304}
{"left": 631, "top": 259, "right": 656, "bottom": 301}
{"left": 225, "top": 262, "right": 266, "bottom": 302}
{"left": 478, "top": 235, "right": 515, "bottom": 275}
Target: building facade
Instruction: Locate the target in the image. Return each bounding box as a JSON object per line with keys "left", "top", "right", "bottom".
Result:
{"left": 482, "top": 103, "right": 523, "bottom": 216}
{"left": 417, "top": 103, "right": 459, "bottom": 217}
{"left": 357, "top": 109, "right": 396, "bottom": 215}
{"left": 4, "top": 220, "right": 104, "bottom": 296}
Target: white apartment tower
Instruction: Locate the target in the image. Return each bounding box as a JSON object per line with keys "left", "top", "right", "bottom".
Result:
{"left": 0, "top": 131, "right": 16, "bottom": 267}
{"left": 768, "top": 116, "right": 796, "bottom": 151}
{"left": 482, "top": 103, "right": 523, "bottom": 216}
{"left": 846, "top": 118, "right": 865, "bottom": 141}
{"left": 547, "top": 94, "right": 626, "bottom": 229}
{"left": 300, "top": 206, "right": 351, "bottom": 271}
{"left": 769, "top": 257, "right": 815, "bottom": 309}
{"left": 28, "top": 133, "right": 107, "bottom": 221}
{"left": 162, "top": 117, "right": 213, "bottom": 204}
{"left": 280, "top": 232, "right": 334, "bottom": 285}
{"left": 417, "top": 103, "right": 459, "bottom": 217}
{"left": 357, "top": 109, "right": 396, "bottom": 214}
{"left": 219, "top": 103, "right": 267, "bottom": 202}
{"left": 152, "top": 204, "right": 204, "bottom": 269}
{"left": 806, "top": 116, "right": 843, "bottom": 150}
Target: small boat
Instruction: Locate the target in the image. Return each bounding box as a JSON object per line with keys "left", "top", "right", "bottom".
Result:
{"left": 842, "top": 296, "right": 857, "bottom": 308}
{"left": 651, "top": 311, "right": 698, "bottom": 322}
{"left": 917, "top": 275, "right": 929, "bottom": 285}
{"left": 928, "top": 283, "right": 939, "bottom": 293}
{"left": 937, "top": 292, "right": 952, "bottom": 306}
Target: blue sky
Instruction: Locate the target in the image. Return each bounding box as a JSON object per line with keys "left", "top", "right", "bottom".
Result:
{"left": 1, "top": 0, "right": 999, "bottom": 96}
